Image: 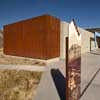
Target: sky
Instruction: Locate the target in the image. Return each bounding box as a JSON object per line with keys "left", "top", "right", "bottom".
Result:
{"left": 0, "top": 0, "right": 100, "bottom": 29}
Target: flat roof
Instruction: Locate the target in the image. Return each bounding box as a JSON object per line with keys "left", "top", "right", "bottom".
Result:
{"left": 86, "top": 28, "right": 100, "bottom": 33}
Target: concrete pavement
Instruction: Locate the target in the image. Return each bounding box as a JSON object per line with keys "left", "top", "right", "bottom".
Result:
{"left": 34, "top": 60, "right": 65, "bottom": 100}
{"left": 0, "top": 49, "right": 100, "bottom": 100}
{"left": 81, "top": 49, "right": 100, "bottom": 100}
{"left": 33, "top": 69, "right": 61, "bottom": 100}
{"left": 81, "top": 50, "right": 100, "bottom": 92}
{"left": 80, "top": 69, "right": 100, "bottom": 100}
{"left": 0, "top": 65, "right": 47, "bottom": 72}
{"left": 34, "top": 49, "right": 100, "bottom": 100}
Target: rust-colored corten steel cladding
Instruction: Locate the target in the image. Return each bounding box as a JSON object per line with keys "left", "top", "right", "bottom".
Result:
{"left": 4, "top": 15, "right": 60, "bottom": 59}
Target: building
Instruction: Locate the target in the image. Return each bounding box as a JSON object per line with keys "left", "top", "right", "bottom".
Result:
{"left": 86, "top": 28, "right": 100, "bottom": 48}
{"left": 3, "top": 14, "right": 98, "bottom": 60}
{"left": 4, "top": 15, "right": 60, "bottom": 59}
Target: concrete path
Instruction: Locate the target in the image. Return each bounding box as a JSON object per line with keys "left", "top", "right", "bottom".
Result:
{"left": 0, "top": 65, "right": 46, "bottom": 72}
{"left": 34, "top": 69, "right": 61, "bottom": 100}
{"left": 34, "top": 60, "right": 65, "bottom": 100}
{"left": 81, "top": 50, "right": 100, "bottom": 92}
{"left": 81, "top": 70, "right": 100, "bottom": 100}
{"left": 81, "top": 49, "right": 100, "bottom": 99}
{"left": 47, "top": 60, "right": 66, "bottom": 77}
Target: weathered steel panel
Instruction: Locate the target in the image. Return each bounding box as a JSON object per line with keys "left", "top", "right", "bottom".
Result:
{"left": 46, "top": 15, "right": 60, "bottom": 59}
{"left": 22, "top": 17, "right": 46, "bottom": 58}
{"left": 4, "top": 15, "right": 60, "bottom": 59}
{"left": 4, "top": 22, "right": 23, "bottom": 56}
{"left": 66, "top": 20, "right": 81, "bottom": 100}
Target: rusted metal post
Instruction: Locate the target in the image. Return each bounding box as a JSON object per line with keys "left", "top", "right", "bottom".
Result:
{"left": 66, "top": 20, "right": 81, "bottom": 100}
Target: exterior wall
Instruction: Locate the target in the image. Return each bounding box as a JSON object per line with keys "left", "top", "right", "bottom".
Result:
{"left": 4, "top": 14, "right": 97, "bottom": 60}
{"left": 69, "top": 21, "right": 81, "bottom": 48}
{"left": 45, "top": 16, "right": 60, "bottom": 59}
{"left": 60, "top": 21, "right": 97, "bottom": 59}
{"left": 4, "top": 15, "right": 60, "bottom": 59}
{"left": 60, "top": 21, "right": 69, "bottom": 59}
{"left": 78, "top": 27, "right": 98, "bottom": 54}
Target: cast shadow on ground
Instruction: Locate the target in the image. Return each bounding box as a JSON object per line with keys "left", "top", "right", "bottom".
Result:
{"left": 51, "top": 69, "right": 66, "bottom": 100}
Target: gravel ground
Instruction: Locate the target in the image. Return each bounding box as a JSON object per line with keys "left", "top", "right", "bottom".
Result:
{"left": 0, "top": 69, "right": 42, "bottom": 100}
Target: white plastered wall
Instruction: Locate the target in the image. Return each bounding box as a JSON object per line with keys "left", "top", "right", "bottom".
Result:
{"left": 60, "top": 21, "right": 69, "bottom": 59}
{"left": 78, "top": 27, "right": 98, "bottom": 54}
{"left": 69, "top": 21, "right": 81, "bottom": 49}
{"left": 60, "top": 21, "right": 98, "bottom": 59}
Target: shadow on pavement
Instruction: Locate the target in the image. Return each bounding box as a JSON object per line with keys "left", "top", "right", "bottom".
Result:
{"left": 51, "top": 69, "right": 66, "bottom": 100}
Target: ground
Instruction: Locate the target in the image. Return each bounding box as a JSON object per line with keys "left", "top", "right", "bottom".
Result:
{"left": 0, "top": 48, "right": 44, "bottom": 100}
{"left": 0, "top": 69, "right": 42, "bottom": 100}
{"left": 0, "top": 48, "right": 46, "bottom": 66}
{"left": 0, "top": 47, "right": 100, "bottom": 100}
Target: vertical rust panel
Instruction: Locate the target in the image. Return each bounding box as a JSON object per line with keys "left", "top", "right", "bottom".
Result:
{"left": 46, "top": 15, "right": 60, "bottom": 59}
{"left": 13, "top": 22, "right": 23, "bottom": 55}
{"left": 4, "top": 22, "right": 23, "bottom": 56}
{"left": 4, "top": 15, "right": 60, "bottom": 59}
{"left": 22, "top": 16, "right": 46, "bottom": 58}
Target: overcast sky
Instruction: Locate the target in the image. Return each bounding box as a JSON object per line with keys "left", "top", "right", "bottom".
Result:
{"left": 0, "top": 0, "right": 100, "bottom": 29}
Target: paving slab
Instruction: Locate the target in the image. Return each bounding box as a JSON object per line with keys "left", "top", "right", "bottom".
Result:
{"left": 0, "top": 65, "right": 46, "bottom": 72}
{"left": 34, "top": 69, "right": 61, "bottom": 100}
{"left": 34, "top": 60, "right": 65, "bottom": 100}
{"left": 80, "top": 71, "right": 100, "bottom": 100}
{"left": 81, "top": 50, "right": 100, "bottom": 92}
{"left": 81, "top": 49, "right": 100, "bottom": 99}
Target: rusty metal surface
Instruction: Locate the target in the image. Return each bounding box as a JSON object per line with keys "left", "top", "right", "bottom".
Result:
{"left": 66, "top": 21, "right": 81, "bottom": 100}
{"left": 45, "top": 15, "right": 60, "bottom": 59}
{"left": 4, "top": 15, "right": 60, "bottom": 59}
